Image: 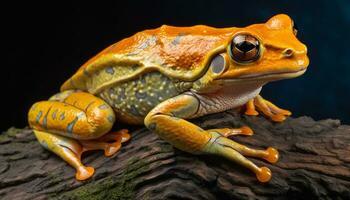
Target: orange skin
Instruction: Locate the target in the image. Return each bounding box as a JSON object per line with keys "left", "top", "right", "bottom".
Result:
{"left": 28, "top": 14, "right": 308, "bottom": 182}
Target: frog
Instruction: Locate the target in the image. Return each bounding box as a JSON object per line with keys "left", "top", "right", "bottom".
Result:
{"left": 28, "top": 14, "right": 309, "bottom": 182}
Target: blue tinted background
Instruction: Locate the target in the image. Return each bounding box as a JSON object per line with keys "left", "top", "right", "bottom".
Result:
{"left": 2, "top": 0, "right": 350, "bottom": 131}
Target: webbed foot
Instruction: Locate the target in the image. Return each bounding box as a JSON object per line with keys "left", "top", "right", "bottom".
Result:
{"left": 80, "top": 129, "right": 131, "bottom": 157}
{"left": 245, "top": 95, "right": 291, "bottom": 122}
{"left": 204, "top": 131, "right": 279, "bottom": 182}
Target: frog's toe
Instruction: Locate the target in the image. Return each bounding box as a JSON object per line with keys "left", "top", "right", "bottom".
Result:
{"left": 76, "top": 166, "right": 95, "bottom": 181}
{"left": 104, "top": 142, "right": 121, "bottom": 157}
{"left": 263, "top": 147, "right": 279, "bottom": 163}
{"left": 244, "top": 99, "right": 259, "bottom": 116}
{"left": 121, "top": 131, "right": 131, "bottom": 143}
{"left": 246, "top": 95, "right": 291, "bottom": 122}
{"left": 256, "top": 167, "right": 272, "bottom": 183}
{"left": 270, "top": 114, "right": 287, "bottom": 122}
{"left": 240, "top": 126, "right": 254, "bottom": 136}
{"left": 207, "top": 126, "right": 254, "bottom": 137}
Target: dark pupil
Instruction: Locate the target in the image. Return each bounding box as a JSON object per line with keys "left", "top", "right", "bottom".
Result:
{"left": 236, "top": 41, "right": 255, "bottom": 52}
{"left": 230, "top": 34, "right": 260, "bottom": 63}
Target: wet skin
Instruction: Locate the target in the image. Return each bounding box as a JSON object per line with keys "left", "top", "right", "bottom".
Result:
{"left": 28, "top": 14, "right": 309, "bottom": 182}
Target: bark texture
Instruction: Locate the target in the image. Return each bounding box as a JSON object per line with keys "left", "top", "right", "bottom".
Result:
{"left": 0, "top": 111, "right": 349, "bottom": 200}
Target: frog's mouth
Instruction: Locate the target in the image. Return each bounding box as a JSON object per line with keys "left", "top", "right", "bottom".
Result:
{"left": 233, "top": 68, "right": 307, "bottom": 81}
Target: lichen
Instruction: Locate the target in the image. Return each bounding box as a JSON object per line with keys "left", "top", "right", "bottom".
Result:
{"left": 0, "top": 127, "right": 23, "bottom": 142}
{"left": 53, "top": 157, "right": 149, "bottom": 200}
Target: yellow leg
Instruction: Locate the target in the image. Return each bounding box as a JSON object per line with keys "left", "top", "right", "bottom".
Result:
{"left": 244, "top": 95, "right": 292, "bottom": 122}
{"left": 28, "top": 90, "right": 129, "bottom": 181}
{"left": 145, "top": 94, "right": 278, "bottom": 182}
{"left": 29, "top": 91, "right": 116, "bottom": 139}
{"left": 33, "top": 130, "right": 95, "bottom": 180}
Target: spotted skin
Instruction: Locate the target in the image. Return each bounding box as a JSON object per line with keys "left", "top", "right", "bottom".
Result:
{"left": 59, "top": 112, "right": 65, "bottom": 120}
{"left": 105, "top": 67, "right": 115, "bottom": 75}
{"left": 35, "top": 111, "right": 42, "bottom": 123}
{"left": 42, "top": 107, "right": 51, "bottom": 129}
{"left": 99, "top": 72, "right": 184, "bottom": 123}
{"left": 51, "top": 109, "right": 58, "bottom": 120}
{"left": 67, "top": 117, "right": 79, "bottom": 134}
{"left": 28, "top": 92, "right": 115, "bottom": 140}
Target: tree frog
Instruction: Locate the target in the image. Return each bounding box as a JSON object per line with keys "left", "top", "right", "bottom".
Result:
{"left": 28, "top": 14, "right": 309, "bottom": 182}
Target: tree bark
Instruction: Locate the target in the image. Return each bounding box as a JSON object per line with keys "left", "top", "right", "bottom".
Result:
{"left": 0, "top": 110, "right": 349, "bottom": 200}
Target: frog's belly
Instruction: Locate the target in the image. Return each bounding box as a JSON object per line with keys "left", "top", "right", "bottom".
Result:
{"left": 98, "top": 72, "right": 182, "bottom": 124}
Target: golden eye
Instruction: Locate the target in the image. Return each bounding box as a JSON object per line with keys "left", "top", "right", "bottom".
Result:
{"left": 230, "top": 34, "right": 260, "bottom": 63}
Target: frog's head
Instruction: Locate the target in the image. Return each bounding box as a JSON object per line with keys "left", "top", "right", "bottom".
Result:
{"left": 193, "top": 14, "right": 309, "bottom": 93}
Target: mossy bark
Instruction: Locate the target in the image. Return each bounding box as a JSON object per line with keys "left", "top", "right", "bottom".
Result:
{"left": 0, "top": 111, "right": 349, "bottom": 199}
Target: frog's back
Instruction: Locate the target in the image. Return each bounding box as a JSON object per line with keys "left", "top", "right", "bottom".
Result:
{"left": 61, "top": 25, "right": 236, "bottom": 94}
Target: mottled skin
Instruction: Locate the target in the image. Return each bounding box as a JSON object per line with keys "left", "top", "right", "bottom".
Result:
{"left": 28, "top": 14, "right": 309, "bottom": 182}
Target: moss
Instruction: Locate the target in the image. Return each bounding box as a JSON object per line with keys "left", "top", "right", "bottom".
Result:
{"left": 5, "top": 127, "right": 23, "bottom": 136}
{"left": 159, "top": 143, "right": 174, "bottom": 153}
{"left": 0, "top": 134, "right": 9, "bottom": 142}
{"left": 0, "top": 127, "right": 23, "bottom": 142}
{"left": 54, "top": 157, "right": 149, "bottom": 200}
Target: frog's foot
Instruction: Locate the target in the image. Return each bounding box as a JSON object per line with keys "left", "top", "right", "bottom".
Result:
{"left": 207, "top": 126, "right": 254, "bottom": 137}
{"left": 98, "top": 129, "right": 131, "bottom": 143}
{"left": 245, "top": 95, "right": 291, "bottom": 122}
{"left": 204, "top": 132, "right": 279, "bottom": 182}
{"left": 33, "top": 130, "right": 95, "bottom": 181}
{"left": 80, "top": 129, "right": 131, "bottom": 157}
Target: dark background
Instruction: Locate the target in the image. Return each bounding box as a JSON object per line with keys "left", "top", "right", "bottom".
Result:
{"left": 2, "top": 0, "right": 350, "bottom": 131}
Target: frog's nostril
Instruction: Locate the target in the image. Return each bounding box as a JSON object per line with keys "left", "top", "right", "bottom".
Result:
{"left": 283, "top": 48, "right": 294, "bottom": 57}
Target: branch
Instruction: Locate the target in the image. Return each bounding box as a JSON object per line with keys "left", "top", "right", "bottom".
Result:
{"left": 0, "top": 111, "right": 349, "bottom": 199}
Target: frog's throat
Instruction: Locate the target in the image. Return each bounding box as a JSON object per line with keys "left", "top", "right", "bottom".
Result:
{"left": 189, "top": 82, "right": 263, "bottom": 118}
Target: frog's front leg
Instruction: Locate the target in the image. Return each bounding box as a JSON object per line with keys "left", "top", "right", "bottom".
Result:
{"left": 28, "top": 91, "right": 130, "bottom": 180}
{"left": 145, "top": 94, "right": 278, "bottom": 182}
{"left": 245, "top": 95, "right": 292, "bottom": 122}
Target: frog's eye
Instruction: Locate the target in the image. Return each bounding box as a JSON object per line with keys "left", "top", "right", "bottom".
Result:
{"left": 230, "top": 34, "right": 260, "bottom": 63}
{"left": 210, "top": 54, "right": 226, "bottom": 74}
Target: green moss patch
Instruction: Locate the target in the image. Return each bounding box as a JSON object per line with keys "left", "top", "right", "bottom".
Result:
{"left": 0, "top": 127, "right": 23, "bottom": 142}
{"left": 54, "top": 157, "right": 149, "bottom": 200}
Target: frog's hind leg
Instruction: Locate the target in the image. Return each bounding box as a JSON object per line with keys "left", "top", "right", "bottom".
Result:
{"left": 80, "top": 129, "right": 131, "bottom": 157}
{"left": 33, "top": 130, "right": 94, "bottom": 180}
{"left": 97, "top": 129, "right": 131, "bottom": 143}
{"left": 28, "top": 90, "right": 122, "bottom": 180}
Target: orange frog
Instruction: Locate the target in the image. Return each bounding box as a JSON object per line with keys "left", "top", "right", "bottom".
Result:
{"left": 28, "top": 14, "right": 309, "bottom": 182}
